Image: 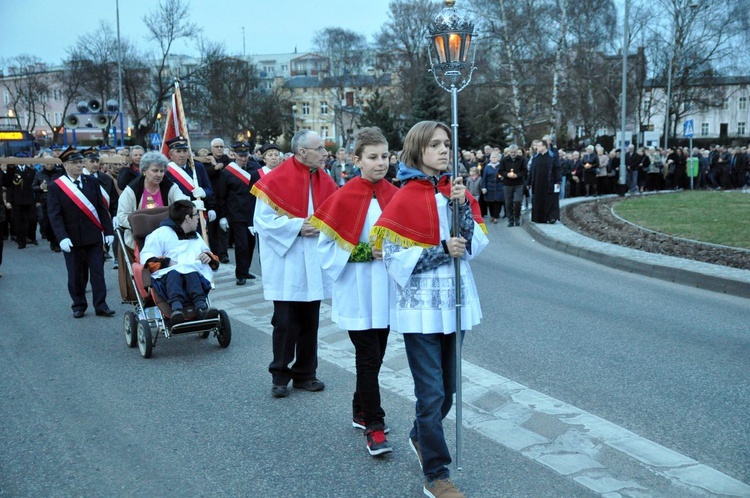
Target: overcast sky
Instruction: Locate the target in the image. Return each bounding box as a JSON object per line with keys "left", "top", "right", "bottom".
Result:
{"left": 0, "top": 0, "right": 395, "bottom": 65}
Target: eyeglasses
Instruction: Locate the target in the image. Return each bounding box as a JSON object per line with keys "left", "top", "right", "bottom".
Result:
{"left": 188, "top": 212, "right": 199, "bottom": 218}
{"left": 304, "top": 145, "right": 327, "bottom": 154}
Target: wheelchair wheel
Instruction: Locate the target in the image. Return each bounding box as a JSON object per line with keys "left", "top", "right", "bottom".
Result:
{"left": 124, "top": 311, "right": 138, "bottom": 348}
{"left": 216, "top": 310, "right": 231, "bottom": 348}
{"left": 137, "top": 320, "right": 153, "bottom": 358}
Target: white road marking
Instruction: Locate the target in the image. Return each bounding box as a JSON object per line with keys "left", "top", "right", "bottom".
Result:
{"left": 210, "top": 268, "right": 750, "bottom": 497}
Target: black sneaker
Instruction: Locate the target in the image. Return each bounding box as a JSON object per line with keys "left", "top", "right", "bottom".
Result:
{"left": 271, "top": 385, "right": 289, "bottom": 398}
{"left": 171, "top": 310, "right": 185, "bottom": 326}
{"left": 352, "top": 412, "right": 390, "bottom": 433}
{"left": 292, "top": 379, "right": 325, "bottom": 391}
{"left": 365, "top": 428, "right": 393, "bottom": 456}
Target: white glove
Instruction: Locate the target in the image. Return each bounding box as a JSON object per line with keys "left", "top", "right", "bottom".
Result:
{"left": 193, "top": 199, "right": 205, "bottom": 211}
{"left": 60, "top": 238, "right": 73, "bottom": 252}
{"left": 104, "top": 235, "right": 115, "bottom": 246}
{"left": 208, "top": 210, "right": 216, "bottom": 222}
{"left": 112, "top": 217, "right": 119, "bottom": 229}
{"left": 219, "top": 218, "right": 229, "bottom": 231}
{"left": 192, "top": 186, "right": 206, "bottom": 199}
{"left": 248, "top": 226, "right": 256, "bottom": 236}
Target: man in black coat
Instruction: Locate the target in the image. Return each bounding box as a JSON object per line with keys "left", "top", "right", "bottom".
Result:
{"left": 83, "top": 147, "right": 119, "bottom": 262}
{"left": 529, "top": 140, "right": 562, "bottom": 224}
{"left": 32, "top": 159, "right": 64, "bottom": 251}
{"left": 217, "top": 142, "right": 260, "bottom": 285}
{"left": 204, "top": 137, "right": 232, "bottom": 263}
{"left": 2, "top": 154, "right": 39, "bottom": 248}
{"left": 47, "top": 147, "right": 115, "bottom": 318}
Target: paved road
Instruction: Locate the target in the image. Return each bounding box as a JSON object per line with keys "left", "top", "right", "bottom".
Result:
{"left": 0, "top": 220, "right": 748, "bottom": 497}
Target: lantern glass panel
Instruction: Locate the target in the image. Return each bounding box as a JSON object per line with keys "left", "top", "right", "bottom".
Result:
{"left": 434, "top": 35, "right": 447, "bottom": 63}
{"left": 449, "top": 33, "right": 462, "bottom": 62}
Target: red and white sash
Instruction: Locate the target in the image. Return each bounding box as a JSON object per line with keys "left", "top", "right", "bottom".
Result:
{"left": 100, "top": 185, "right": 110, "bottom": 210}
{"left": 55, "top": 176, "right": 104, "bottom": 232}
{"left": 167, "top": 162, "right": 196, "bottom": 192}
{"left": 259, "top": 165, "right": 272, "bottom": 178}
{"left": 225, "top": 162, "right": 252, "bottom": 186}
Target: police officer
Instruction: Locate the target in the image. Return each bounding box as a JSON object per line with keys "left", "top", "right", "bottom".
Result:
{"left": 217, "top": 142, "right": 260, "bottom": 285}
{"left": 47, "top": 146, "right": 116, "bottom": 318}
{"left": 2, "top": 153, "right": 39, "bottom": 248}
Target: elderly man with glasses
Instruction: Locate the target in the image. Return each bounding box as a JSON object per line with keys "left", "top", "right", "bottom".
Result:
{"left": 251, "top": 130, "right": 338, "bottom": 398}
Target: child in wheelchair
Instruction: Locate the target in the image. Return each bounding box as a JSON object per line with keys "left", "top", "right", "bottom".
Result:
{"left": 139, "top": 199, "right": 220, "bottom": 325}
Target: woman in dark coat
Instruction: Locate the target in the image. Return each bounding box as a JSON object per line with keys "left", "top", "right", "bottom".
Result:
{"left": 481, "top": 151, "right": 505, "bottom": 223}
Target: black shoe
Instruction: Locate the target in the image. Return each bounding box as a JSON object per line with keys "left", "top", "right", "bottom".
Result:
{"left": 197, "top": 306, "right": 219, "bottom": 320}
{"left": 507, "top": 220, "right": 514, "bottom": 227}
{"left": 245, "top": 273, "right": 256, "bottom": 280}
{"left": 171, "top": 310, "right": 185, "bottom": 325}
{"left": 73, "top": 310, "right": 85, "bottom": 318}
{"left": 112, "top": 262, "right": 119, "bottom": 270}
{"left": 103, "top": 252, "right": 112, "bottom": 260}
{"left": 53, "top": 246, "right": 61, "bottom": 253}
{"left": 293, "top": 379, "right": 325, "bottom": 392}
{"left": 95, "top": 308, "right": 116, "bottom": 317}
{"left": 236, "top": 277, "right": 246, "bottom": 286}
{"left": 272, "top": 385, "right": 289, "bottom": 398}
{"left": 219, "top": 255, "right": 230, "bottom": 264}
{"left": 352, "top": 412, "right": 390, "bottom": 434}
{"left": 29, "top": 239, "right": 38, "bottom": 246}
{"left": 17, "top": 244, "right": 26, "bottom": 249}
{"left": 514, "top": 220, "right": 521, "bottom": 227}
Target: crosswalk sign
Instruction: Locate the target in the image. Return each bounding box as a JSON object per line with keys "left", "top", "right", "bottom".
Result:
{"left": 683, "top": 120, "right": 694, "bottom": 138}
{"left": 150, "top": 133, "right": 162, "bottom": 147}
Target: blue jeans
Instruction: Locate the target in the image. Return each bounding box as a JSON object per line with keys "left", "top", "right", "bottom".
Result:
{"left": 404, "top": 332, "right": 463, "bottom": 481}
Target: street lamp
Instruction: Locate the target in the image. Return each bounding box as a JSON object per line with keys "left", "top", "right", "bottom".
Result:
{"left": 426, "top": 0, "right": 476, "bottom": 472}
{"left": 291, "top": 104, "right": 298, "bottom": 133}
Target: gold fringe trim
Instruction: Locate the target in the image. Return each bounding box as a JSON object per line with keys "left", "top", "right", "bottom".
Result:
{"left": 251, "top": 188, "right": 295, "bottom": 219}
{"left": 309, "top": 216, "right": 355, "bottom": 253}
{"left": 369, "top": 226, "right": 434, "bottom": 250}
{"left": 479, "top": 222, "right": 488, "bottom": 234}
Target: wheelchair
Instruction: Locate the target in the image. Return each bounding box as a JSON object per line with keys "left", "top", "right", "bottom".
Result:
{"left": 116, "top": 206, "right": 231, "bottom": 358}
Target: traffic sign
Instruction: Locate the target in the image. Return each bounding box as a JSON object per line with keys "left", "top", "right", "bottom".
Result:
{"left": 150, "top": 133, "right": 162, "bottom": 147}
{"left": 683, "top": 120, "right": 694, "bottom": 138}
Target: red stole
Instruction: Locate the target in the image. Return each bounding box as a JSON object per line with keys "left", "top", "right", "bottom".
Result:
{"left": 250, "top": 156, "right": 337, "bottom": 218}
{"left": 436, "top": 176, "right": 487, "bottom": 234}
{"left": 310, "top": 177, "right": 398, "bottom": 252}
{"left": 372, "top": 176, "right": 486, "bottom": 249}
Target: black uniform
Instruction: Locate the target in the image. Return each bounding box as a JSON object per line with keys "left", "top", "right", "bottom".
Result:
{"left": 47, "top": 174, "right": 114, "bottom": 315}
{"left": 217, "top": 160, "right": 260, "bottom": 280}
{"left": 2, "top": 164, "right": 39, "bottom": 248}
{"left": 205, "top": 153, "right": 232, "bottom": 261}
{"left": 33, "top": 165, "right": 64, "bottom": 250}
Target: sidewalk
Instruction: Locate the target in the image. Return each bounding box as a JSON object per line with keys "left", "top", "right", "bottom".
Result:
{"left": 523, "top": 197, "right": 750, "bottom": 299}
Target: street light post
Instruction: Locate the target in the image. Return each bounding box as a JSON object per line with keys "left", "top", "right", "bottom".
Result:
{"left": 427, "top": 0, "right": 476, "bottom": 471}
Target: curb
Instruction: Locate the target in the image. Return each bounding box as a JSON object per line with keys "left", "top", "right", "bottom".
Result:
{"left": 523, "top": 197, "right": 750, "bottom": 299}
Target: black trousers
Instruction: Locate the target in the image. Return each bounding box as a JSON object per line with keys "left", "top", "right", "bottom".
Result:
{"left": 208, "top": 218, "right": 228, "bottom": 258}
{"left": 230, "top": 220, "right": 255, "bottom": 278}
{"left": 12, "top": 204, "right": 37, "bottom": 246}
{"left": 269, "top": 300, "right": 320, "bottom": 386}
{"left": 63, "top": 243, "right": 107, "bottom": 313}
{"left": 349, "top": 328, "right": 389, "bottom": 429}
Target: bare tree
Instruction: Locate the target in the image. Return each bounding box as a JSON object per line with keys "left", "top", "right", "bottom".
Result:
{"left": 314, "top": 28, "right": 368, "bottom": 78}
{"left": 0, "top": 55, "right": 51, "bottom": 133}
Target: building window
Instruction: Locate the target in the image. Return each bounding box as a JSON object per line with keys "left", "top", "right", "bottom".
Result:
{"left": 302, "top": 102, "right": 310, "bottom": 115}
{"left": 721, "top": 99, "right": 729, "bottom": 110}
{"left": 281, "top": 64, "right": 288, "bottom": 73}
{"left": 596, "top": 127, "right": 607, "bottom": 137}
{"left": 740, "top": 97, "right": 747, "bottom": 110}
{"left": 3, "top": 92, "right": 9, "bottom": 104}
{"left": 321, "top": 101, "right": 328, "bottom": 114}
{"left": 739, "top": 122, "right": 746, "bottom": 135}
{"left": 701, "top": 123, "right": 709, "bottom": 136}
{"left": 320, "top": 126, "right": 328, "bottom": 139}
{"left": 576, "top": 125, "right": 585, "bottom": 138}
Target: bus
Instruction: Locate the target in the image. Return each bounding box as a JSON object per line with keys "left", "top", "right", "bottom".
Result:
{"left": 0, "top": 130, "right": 36, "bottom": 157}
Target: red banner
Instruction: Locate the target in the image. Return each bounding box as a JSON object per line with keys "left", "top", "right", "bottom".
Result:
{"left": 160, "top": 93, "right": 181, "bottom": 157}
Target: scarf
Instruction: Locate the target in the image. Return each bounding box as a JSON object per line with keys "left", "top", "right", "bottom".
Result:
{"left": 250, "top": 155, "right": 338, "bottom": 219}
{"left": 310, "top": 176, "right": 397, "bottom": 252}
{"left": 372, "top": 165, "right": 485, "bottom": 249}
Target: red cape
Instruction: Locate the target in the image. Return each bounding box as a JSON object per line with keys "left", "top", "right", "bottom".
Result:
{"left": 310, "top": 177, "right": 398, "bottom": 252}
{"left": 250, "top": 156, "right": 337, "bottom": 218}
{"left": 372, "top": 176, "right": 486, "bottom": 249}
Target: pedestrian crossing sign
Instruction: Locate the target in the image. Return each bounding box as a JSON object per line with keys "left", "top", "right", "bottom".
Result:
{"left": 683, "top": 120, "right": 694, "bottom": 138}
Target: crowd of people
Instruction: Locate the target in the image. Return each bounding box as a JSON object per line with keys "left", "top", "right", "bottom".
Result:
{"left": 4, "top": 127, "right": 749, "bottom": 497}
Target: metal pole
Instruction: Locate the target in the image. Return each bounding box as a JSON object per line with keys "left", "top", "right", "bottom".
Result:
{"left": 116, "top": 0, "right": 125, "bottom": 147}
{"left": 450, "top": 84, "right": 464, "bottom": 472}
{"left": 664, "top": 56, "right": 672, "bottom": 152}
{"left": 690, "top": 136, "right": 694, "bottom": 189}
{"left": 619, "top": 0, "right": 629, "bottom": 187}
